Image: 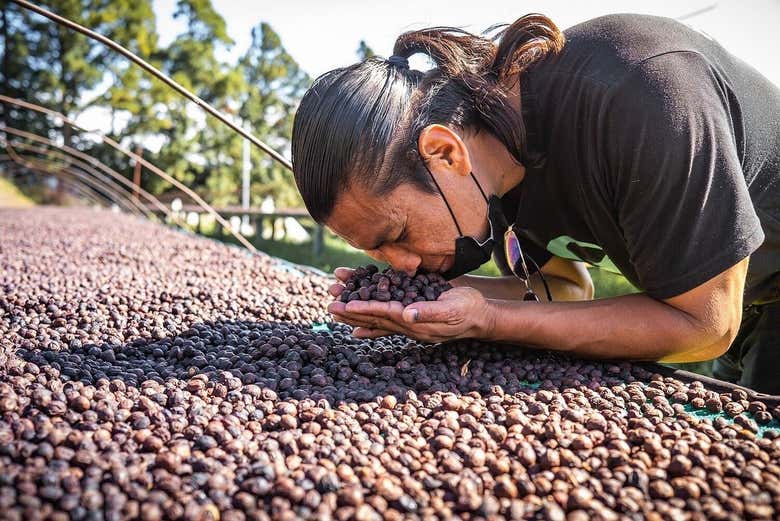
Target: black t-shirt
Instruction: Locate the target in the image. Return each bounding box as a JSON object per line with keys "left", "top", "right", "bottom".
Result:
{"left": 498, "top": 13, "right": 780, "bottom": 303}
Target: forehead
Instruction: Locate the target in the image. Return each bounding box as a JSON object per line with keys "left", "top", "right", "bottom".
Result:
{"left": 325, "top": 183, "right": 405, "bottom": 249}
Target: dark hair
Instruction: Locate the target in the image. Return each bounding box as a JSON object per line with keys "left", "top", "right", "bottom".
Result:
{"left": 291, "top": 14, "right": 565, "bottom": 223}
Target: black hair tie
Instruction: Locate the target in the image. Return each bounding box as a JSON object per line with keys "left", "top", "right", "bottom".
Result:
{"left": 387, "top": 55, "right": 409, "bottom": 70}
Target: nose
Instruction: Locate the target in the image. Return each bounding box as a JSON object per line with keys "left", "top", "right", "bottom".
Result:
{"left": 369, "top": 244, "right": 421, "bottom": 275}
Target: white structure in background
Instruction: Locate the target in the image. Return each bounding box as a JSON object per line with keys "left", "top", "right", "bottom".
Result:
{"left": 260, "top": 195, "right": 275, "bottom": 213}
{"left": 229, "top": 215, "right": 242, "bottom": 232}
{"left": 284, "top": 216, "right": 310, "bottom": 244}
{"left": 171, "top": 198, "right": 183, "bottom": 213}
{"left": 186, "top": 211, "right": 200, "bottom": 227}
{"left": 260, "top": 195, "right": 310, "bottom": 243}
{"left": 260, "top": 196, "right": 275, "bottom": 239}
{"left": 240, "top": 219, "right": 254, "bottom": 236}
{"left": 241, "top": 133, "right": 251, "bottom": 231}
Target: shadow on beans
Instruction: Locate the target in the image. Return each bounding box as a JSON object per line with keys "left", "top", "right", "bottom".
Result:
{"left": 12, "top": 319, "right": 637, "bottom": 406}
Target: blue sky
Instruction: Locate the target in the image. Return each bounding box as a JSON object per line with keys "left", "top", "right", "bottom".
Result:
{"left": 154, "top": 0, "right": 779, "bottom": 85}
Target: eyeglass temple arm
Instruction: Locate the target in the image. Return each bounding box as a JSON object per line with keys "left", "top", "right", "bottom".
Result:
{"left": 524, "top": 253, "right": 554, "bottom": 302}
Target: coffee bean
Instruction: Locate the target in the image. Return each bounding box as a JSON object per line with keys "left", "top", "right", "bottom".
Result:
{"left": 668, "top": 455, "right": 692, "bottom": 477}
{"left": 339, "top": 266, "right": 452, "bottom": 304}
{"left": 0, "top": 208, "right": 777, "bottom": 520}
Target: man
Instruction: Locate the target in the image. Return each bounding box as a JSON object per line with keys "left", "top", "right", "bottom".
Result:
{"left": 291, "top": 14, "right": 780, "bottom": 393}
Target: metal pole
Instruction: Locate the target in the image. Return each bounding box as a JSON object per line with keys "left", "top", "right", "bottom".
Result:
{"left": 1, "top": 161, "right": 108, "bottom": 208}
{"left": 4, "top": 148, "right": 143, "bottom": 216}
{"left": 2, "top": 125, "right": 163, "bottom": 219}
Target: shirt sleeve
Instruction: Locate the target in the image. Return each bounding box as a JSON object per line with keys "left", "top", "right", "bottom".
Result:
{"left": 601, "top": 51, "right": 764, "bottom": 299}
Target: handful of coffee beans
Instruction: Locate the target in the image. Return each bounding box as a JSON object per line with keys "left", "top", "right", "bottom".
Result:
{"left": 338, "top": 264, "right": 453, "bottom": 305}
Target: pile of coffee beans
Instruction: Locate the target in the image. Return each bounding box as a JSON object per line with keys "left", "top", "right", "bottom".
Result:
{"left": 1, "top": 207, "right": 778, "bottom": 521}
{"left": 338, "top": 265, "right": 452, "bottom": 304}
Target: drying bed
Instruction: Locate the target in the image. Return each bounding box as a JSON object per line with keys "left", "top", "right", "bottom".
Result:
{"left": 0, "top": 208, "right": 778, "bottom": 521}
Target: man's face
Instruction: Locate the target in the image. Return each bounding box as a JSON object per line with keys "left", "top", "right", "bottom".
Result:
{"left": 326, "top": 173, "right": 490, "bottom": 275}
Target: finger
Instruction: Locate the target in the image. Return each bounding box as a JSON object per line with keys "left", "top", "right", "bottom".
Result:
{"left": 402, "top": 300, "right": 457, "bottom": 324}
{"left": 346, "top": 314, "right": 405, "bottom": 333}
{"left": 330, "top": 307, "right": 395, "bottom": 330}
{"left": 353, "top": 327, "right": 394, "bottom": 338}
{"left": 333, "top": 310, "right": 410, "bottom": 336}
{"left": 328, "top": 283, "right": 345, "bottom": 297}
{"left": 327, "top": 301, "right": 347, "bottom": 315}
{"left": 344, "top": 299, "right": 405, "bottom": 320}
{"left": 334, "top": 267, "right": 354, "bottom": 282}
{"left": 329, "top": 311, "right": 379, "bottom": 329}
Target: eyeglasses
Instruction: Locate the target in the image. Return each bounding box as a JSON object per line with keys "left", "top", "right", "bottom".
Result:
{"left": 504, "top": 224, "right": 542, "bottom": 302}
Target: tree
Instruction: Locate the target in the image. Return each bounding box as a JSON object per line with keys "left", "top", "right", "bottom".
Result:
{"left": 2, "top": 0, "right": 312, "bottom": 210}
{"left": 236, "top": 22, "right": 310, "bottom": 207}
{"left": 1, "top": 1, "right": 158, "bottom": 144}
{"left": 1, "top": 0, "right": 159, "bottom": 203}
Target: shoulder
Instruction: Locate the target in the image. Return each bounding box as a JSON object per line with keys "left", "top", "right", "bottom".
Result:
{"left": 566, "top": 13, "right": 685, "bottom": 36}
{"left": 533, "top": 14, "right": 721, "bottom": 87}
{"left": 605, "top": 51, "right": 728, "bottom": 125}
{"left": 564, "top": 13, "right": 705, "bottom": 52}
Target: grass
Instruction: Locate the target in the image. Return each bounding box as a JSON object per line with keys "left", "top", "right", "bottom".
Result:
{"left": 589, "top": 269, "right": 639, "bottom": 298}
{"left": 0, "top": 177, "right": 34, "bottom": 208}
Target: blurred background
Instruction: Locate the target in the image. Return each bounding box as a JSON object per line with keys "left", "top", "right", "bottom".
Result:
{"left": 2, "top": 0, "right": 778, "bottom": 376}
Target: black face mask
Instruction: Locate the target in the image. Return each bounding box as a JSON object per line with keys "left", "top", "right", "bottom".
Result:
{"left": 420, "top": 159, "right": 508, "bottom": 280}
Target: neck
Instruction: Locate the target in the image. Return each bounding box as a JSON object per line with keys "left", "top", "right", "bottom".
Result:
{"left": 464, "top": 130, "right": 526, "bottom": 197}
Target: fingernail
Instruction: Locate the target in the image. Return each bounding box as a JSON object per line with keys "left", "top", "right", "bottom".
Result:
{"left": 407, "top": 309, "right": 419, "bottom": 323}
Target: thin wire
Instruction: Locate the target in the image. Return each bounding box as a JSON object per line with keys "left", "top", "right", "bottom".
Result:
{"left": 8, "top": 0, "right": 292, "bottom": 171}
{"left": 2, "top": 160, "right": 110, "bottom": 208}
{"left": 0, "top": 106, "right": 254, "bottom": 250}
{"left": 6, "top": 140, "right": 154, "bottom": 218}
{"left": 4, "top": 145, "right": 143, "bottom": 215}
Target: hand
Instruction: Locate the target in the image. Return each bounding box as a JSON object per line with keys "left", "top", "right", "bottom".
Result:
{"left": 327, "top": 267, "right": 355, "bottom": 300}
{"left": 327, "top": 285, "right": 494, "bottom": 343}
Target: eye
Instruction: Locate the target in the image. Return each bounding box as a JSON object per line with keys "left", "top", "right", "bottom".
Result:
{"left": 396, "top": 227, "right": 408, "bottom": 243}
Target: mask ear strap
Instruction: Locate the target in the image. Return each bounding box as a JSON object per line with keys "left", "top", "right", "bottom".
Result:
{"left": 470, "top": 172, "right": 489, "bottom": 203}
{"left": 421, "top": 158, "right": 464, "bottom": 236}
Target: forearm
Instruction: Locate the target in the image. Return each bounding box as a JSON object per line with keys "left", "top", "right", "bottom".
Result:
{"left": 455, "top": 274, "right": 590, "bottom": 301}
{"left": 484, "top": 293, "right": 723, "bottom": 361}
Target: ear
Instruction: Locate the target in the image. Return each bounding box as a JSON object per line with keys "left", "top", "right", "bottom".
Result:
{"left": 418, "top": 124, "right": 471, "bottom": 177}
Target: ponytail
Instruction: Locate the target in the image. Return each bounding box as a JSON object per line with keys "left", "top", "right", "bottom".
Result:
{"left": 389, "top": 14, "right": 564, "bottom": 172}
{"left": 491, "top": 14, "right": 566, "bottom": 83}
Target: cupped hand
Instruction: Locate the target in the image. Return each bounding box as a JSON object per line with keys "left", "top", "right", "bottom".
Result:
{"left": 327, "top": 286, "right": 494, "bottom": 343}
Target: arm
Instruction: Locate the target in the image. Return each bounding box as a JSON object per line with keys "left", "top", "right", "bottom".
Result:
{"left": 485, "top": 257, "right": 748, "bottom": 362}
{"left": 330, "top": 256, "right": 747, "bottom": 363}
{"left": 454, "top": 256, "right": 594, "bottom": 302}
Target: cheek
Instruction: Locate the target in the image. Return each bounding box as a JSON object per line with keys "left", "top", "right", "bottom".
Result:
{"left": 406, "top": 228, "right": 456, "bottom": 256}
{"left": 407, "top": 208, "right": 453, "bottom": 245}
